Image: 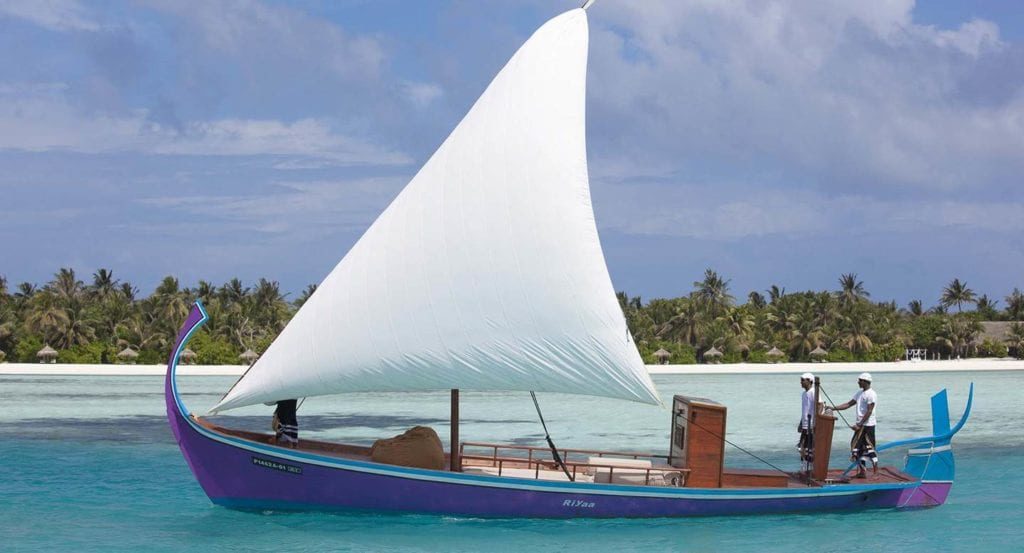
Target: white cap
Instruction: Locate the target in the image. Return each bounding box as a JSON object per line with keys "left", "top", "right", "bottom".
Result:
{"left": 801, "top": 372, "right": 814, "bottom": 381}
{"left": 859, "top": 372, "right": 872, "bottom": 382}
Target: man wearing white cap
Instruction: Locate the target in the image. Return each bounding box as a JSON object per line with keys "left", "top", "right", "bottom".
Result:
{"left": 797, "top": 373, "right": 816, "bottom": 473}
{"left": 835, "top": 373, "right": 878, "bottom": 478}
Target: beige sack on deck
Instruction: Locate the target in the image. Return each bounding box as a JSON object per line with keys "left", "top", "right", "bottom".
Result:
{"left": 370, "top": 426, "right": 446, "bottom": 470}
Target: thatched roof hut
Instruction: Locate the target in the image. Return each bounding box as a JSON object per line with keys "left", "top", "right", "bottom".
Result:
{"left": 704, "top": 346, "right": 723, "bottom": 363}
{"left": 653, "top": 348, "right": 671, "bottom": 365}
{"left": 116, "top": 347, "right": 139, "bottom": 364}
{"left": 810, "top": 346, "right": 828, "bottom": 361}
{"left": 37, "top": 344, "right": 57, "bottom": 364}
{"left": 239, "top": 349, "right": 259, "bottom": 365}
{"left": 766, "top": 346, "right": 784, "bottom": 363}
{"left": 180, "top": 348, "right": 198, "bottom": 365}
{"left": 973, "top": 322, "right": 1014, "bottom": 345}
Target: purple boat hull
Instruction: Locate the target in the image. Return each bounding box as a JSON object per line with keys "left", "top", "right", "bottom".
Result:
{"left": 167, "top": 304, "right": 962, "bottom": 518}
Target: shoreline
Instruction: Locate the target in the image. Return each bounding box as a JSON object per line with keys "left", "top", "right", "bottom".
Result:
{"left": 648, "top": 357, "right": 1024, "bottom": 375}
{"left": 1, "top": 358, "right": 1022, "bottom": 376}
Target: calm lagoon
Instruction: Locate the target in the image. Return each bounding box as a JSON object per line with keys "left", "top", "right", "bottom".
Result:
{"left": 0, "top": 370, "right": 1020, "bottom": 552}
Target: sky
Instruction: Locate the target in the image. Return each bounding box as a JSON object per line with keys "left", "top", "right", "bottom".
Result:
{"left": 1, "top": 0, "right": 1021, "bottom": 308}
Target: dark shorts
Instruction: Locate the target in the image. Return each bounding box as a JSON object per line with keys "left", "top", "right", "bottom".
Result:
{"left": 274, "top": 400, "right": 299, "bottom": 445}
{"left": 851, "top": 425, "right": 877, "bottom": 464}
{"left": 798, "top": 428, "right": 814, "bottom": 463}
{"left": 798, "top": 428, "right": 814, "bottom": 450}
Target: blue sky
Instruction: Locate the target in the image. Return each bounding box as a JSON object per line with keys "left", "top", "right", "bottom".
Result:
{"left": 1, "top": 0, "right": 1021, "bottom": 308}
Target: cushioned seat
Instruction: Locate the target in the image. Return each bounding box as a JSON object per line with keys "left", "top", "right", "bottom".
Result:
{"left": 586, "top": 456, "right": 652, "bottom": 469}
{"left": 592, "top": 466, "right": 685, "bottom": 487}
{"left": 463, "top": 465, "right": 594, "bottom": 483}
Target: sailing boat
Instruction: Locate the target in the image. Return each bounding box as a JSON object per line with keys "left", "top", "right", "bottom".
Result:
{"left": 166, "top": 6, "right": 971, "bottom": 517}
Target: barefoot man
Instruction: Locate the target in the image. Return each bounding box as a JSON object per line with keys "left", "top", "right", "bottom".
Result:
{"left": 835, "top": 373, "right": 878, "bottom": 478}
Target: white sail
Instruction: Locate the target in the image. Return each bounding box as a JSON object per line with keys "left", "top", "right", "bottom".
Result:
{"left": 212, "top": 9, "right": 660, "bottom": 413}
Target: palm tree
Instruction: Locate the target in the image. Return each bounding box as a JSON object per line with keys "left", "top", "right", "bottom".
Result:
{"left": 152, "top": 276, "right": 190, "bottom": 335}
{"left": 219, "top": 278, "right": 249, "bottom": 307}
{"left": 785, "top": 309, "right": 824, "bottom": 360}
{"left": 117, "top": 312, "right": 166, "bottom": 353}
{"left": 693, "top": 269, "right": 734, "bottom": 317}
{"left": 294, "top": 284, "right": 318, "bottom": 308}
{"left": 811, "top": 292, "right": 839, "bottom": 328}
{"left": 25, "top": 291, "right": 70, "bottom": 346}
{"left": 249, "top": 278, "right": 290, "bottom": 337}
{"left": 195, "top": 280, "right": 217, "bottom": 306}
{"left": 835, "top": 305, "right": 873, "bottom": 353}
{"left": 119, "top": 282, "right": 138, "bottom": 302}
{"left": 96, "top": 293, "right": 134, "bottom": 346}
{"left": 942, "top": 315, "right": 982, "bottom": 358}
{"left": 15, "top": 282, "right": 36, "bottom": 301}
{"left": 837, "top": 273, "right": 870, "bottom": 309}
{"left": 941, "top": 278, "right": 977, "bottom": 313}
{"left": 657, "top": 297, "right": 705, "bottom": 347}
{"left": 1007, "top": 322, "right": 1024, "bottom": 359}
{"left": 907, "top": 300, "right": 924, "bottom": 317}
{"left": 746, "top": 291, "right": 766, "bottom": 310}
{"left": 719, "top": 307, "right": 754, "bottom": 352}
{"left": 90, "top": 269, "right": 118, "bottom": 300}
{"left": 51, "top": 268, "right": 85, "bottom": 305}
{"left": 1005, "top": 288, "right": 1024, "bottom": 321}
{"left": 766, "top": 285, "right": 786, "bottom": 304}
{"left": 975, "top": 295, "right": 999, "bottom": 320}
{"left": 56, "top": 304, "right": 96, "bottom": 349}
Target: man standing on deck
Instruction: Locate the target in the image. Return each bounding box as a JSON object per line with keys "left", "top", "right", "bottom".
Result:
{"left": 835, "top": 373, "right": 878, "bottom": 478}
{"left": 797, "top": 373, "right": 815, "bottom": 474}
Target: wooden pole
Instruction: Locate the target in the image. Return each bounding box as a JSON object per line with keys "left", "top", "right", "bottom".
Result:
{"left": 450, "top": 389, "right": 460, "bottom": 472}
{"left": 813, "top": 377, "right": 820, "bottom": 431}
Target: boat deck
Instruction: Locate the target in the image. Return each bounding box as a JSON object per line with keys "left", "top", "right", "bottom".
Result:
{"left": 193, "top": 417, "right": 917, "bottom": 490}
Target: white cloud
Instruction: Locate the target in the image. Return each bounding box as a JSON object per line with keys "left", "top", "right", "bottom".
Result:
{"left": 147, "top": 0, "right": 386, "bottom": 83}
{"left": 594, "top": 178, "right": 1024, "bottom": 240}
{"left": 585, "top": 1, "right": 1024, "bottom": 191}
{"left": 0, "top": 0, "right": 99, "bottom": 32}
{"left": 402, "top": 81, "right": 444, "bottom": 108}
{"left": 0, "top": 84, "right": 410, "bottom": 165}
{"left": 137, "top": 177, "right": 406, "bottom": 235}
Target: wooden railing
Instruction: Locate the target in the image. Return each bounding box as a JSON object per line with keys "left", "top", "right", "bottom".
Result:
{"left": 458, "top": 441, "right": 687, "bottom": 487}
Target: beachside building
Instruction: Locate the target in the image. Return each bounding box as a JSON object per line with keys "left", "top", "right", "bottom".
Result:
{"left": 117, "top": 347, "right": 139, "bottom": 365}
{"left": 180, "top": 348, "right": 198, "bottom": 365}
{"left": 37, "top": 345, "right": 57, "bottom": 364}
{"left": 239, "top": 349, "right": 259, "bottom": 366}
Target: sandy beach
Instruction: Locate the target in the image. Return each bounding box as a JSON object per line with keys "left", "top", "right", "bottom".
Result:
{"left": 2, "top": 358, "right": 1022, "bottom": 376}
{"left": 648, "top": 357, "right": 1024, "bottom": 375}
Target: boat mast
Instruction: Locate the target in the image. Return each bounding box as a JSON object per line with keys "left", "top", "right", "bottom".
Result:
{"left": 581, "top": 0, "right": 597, "bottom": 10}
{"left": 451, "top": 389, "right": 461, "bottom": 472}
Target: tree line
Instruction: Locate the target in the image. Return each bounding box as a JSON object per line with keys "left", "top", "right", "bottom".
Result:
{"left": 0, "top": 269, "right": 315, "bottom": 364}
{"left": 622, "top": 270, "right": 1024, "bottom": 364}
{"left": 0, "top": 267, "right": 1021, "bottom": 365}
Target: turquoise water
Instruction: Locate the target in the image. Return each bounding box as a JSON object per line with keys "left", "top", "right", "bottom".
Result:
{"left": 1, "top": 371, "right": 1021, "bottom": 552}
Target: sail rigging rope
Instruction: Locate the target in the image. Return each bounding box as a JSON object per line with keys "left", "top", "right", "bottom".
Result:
{"left": 817, "top": 383, "right": 853, "bottom": 428}
{"left": 684, "top": 414, "right": 809, "bottom": 486}
{"left": 529, "top": 392, "right": 575, "bottom": 482}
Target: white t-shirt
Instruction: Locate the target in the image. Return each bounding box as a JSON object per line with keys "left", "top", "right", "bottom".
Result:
{"left": 800, "top": 388, "right": 815, "bottom": 430}
{"left": 852, "top": 388, "right": 877, "bottom": 427}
